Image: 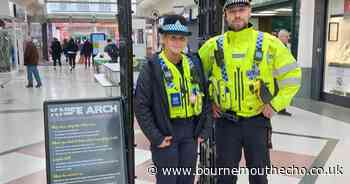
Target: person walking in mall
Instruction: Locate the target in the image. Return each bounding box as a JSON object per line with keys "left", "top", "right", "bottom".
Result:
{"left": 82, "top": 39, "right": 93, "bottom": 68}
{"left": 24, "top": 37, "right": 42, "bottom": 88}
{"left": 50, "top": 38, "right": 62, "bottom": 69}
{"left": 104, "top": 39, "right": 119, "bottom": 63}
{"left": 278, "top": 29, "right": 292, "bottom": 51}
{"left": 134, "top": 14, "right": 211, "bottom": 184}
{"left": 62, "top": 38, "right": 69, "bottom": 64}
{"left": 276, "top": 29, "right": 293, "bottom": 116}
{"left": 66, "top": 38, "right": 79, "bottom": 71}
{"left": 198, "top": 0, "right": 302, "bottom": 183}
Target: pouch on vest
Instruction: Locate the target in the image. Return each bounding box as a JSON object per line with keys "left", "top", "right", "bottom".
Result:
{"left": 209, "top": 77, "right": 219, "bottom": 105}
{"left": 214, "top": 49, "right": 225, "bottom": 68}
{"left": 194, "top": 93, "right": 203, "bottom": 115}
{"left": 256, "top": 79, "right": 273, "bottom": 104}
{"left": 188, "top": 55, "right": 201, "bottom": 84}
{"left": 192, "top": 84, "right": 203, "bottom": 115}
{"left": 218, "top": 80, "right": 231, "bottom": 111}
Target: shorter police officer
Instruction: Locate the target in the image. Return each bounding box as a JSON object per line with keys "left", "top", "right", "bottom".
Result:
{"left": 134, "top": 14, "right": 211, "bottom": 184}
{"left": 198, "top": 0, "right": 302, "bottom": 183}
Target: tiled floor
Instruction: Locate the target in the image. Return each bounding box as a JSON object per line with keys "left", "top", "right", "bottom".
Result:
{"left": 1, "top": 64, "right": 349, "bottom": 184}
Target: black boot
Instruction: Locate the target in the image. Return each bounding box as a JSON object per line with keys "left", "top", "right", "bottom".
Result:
{"left": 278, "top": 109, "right": 292, "bottom": 116}
{"left": 26, "top": 84, "right": 33, "bottom": 88}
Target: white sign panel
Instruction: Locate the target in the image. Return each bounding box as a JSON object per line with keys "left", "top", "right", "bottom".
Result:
{"left": 0, "top": 0, "right": 11, "bottom": 18}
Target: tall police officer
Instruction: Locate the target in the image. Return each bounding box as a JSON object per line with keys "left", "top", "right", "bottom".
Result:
{"left": 134, "top": 14, "right": 211, "bottom": 184}
{"left": 198, "top": 0, "right": 302, "bottom": 183}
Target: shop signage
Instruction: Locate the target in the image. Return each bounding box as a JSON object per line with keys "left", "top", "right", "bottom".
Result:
{"left": 91, "top": 33, "right": 106, "bottom": 56}
{"left": 345, "top": 0, "right": 350, "bottom": 14}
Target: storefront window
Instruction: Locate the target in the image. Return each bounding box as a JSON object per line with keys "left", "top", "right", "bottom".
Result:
{"left": 137, "top": 29, "right": 144, "bottom": 44}
{"left": 0, "top": 29, "right": 13, "bottom": 73}
{"left": 0, "top": 19, "right": 19, "bottom": 73}
{"left": 324, "top": 0, "right": 350, "bottom": 97}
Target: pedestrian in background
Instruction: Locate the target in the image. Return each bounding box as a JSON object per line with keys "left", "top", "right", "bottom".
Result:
{"left": 50, "top": 38, "right": 62, "bottom": 69}
{"left": 66, "top": 38, "right": 79, "bottom": 71}
{"left": 82, "top": 39, "right": 93, "bottom": 68}
{"left": 278, "top": 29, "right": 291, "bottom": 51}
{"left": 62, "top": 38, "right": 69, "bottom": 63}
{"left": 277, "top": 29, "right": 293, "bottom": 116}
{"left": 104, "top": 39, "right": 119, "bottom": 63}
{"left": 24, "top": 37, "right": 42, "bottom": 88}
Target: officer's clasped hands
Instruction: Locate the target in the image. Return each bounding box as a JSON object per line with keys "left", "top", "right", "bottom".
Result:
{"left": 197, "top": 137, "right": 205, "bottom": 144}
{"left": 211, "top": 103, "right": 221, "bottom": 118}
{"left": 261, "top": 104, "right": 275, "bottom": 119}
{"left": 158, "top": 136, "right": 173, "bottom": 148}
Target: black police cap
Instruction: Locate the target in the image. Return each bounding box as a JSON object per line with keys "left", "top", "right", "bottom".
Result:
{"left": 224, "top": 0, "right": 252, "bottom": 9}
{"left": 158, "top": 14, "right": 192, "bottom": 36}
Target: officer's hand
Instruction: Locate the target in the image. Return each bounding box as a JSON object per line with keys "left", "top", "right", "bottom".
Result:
{"left": 197, "top": 137, "right": 205, "bottom": 144}
{"left": 262, "top": 104, "right": 274, "bottom": 119}
{"left": 212, "top": 104, "right": 221, "bottom": 118}
{"left": 158, "top": 136, "right": 173, "bottom": 148}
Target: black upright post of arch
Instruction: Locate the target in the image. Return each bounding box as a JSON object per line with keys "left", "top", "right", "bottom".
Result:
{"left": 291, "top": 0, "right": 301, "bottom": 58}
{"left": 42, "top": 22, "right": 49, "bottom": 62}
{"left": 197, "top": 1, "right": 224, "bottom": 184}
{"left": 117, "top": 0, "right": 135, "bottom": 183}
{"left": 198, "top": 0, "right": 224, "bottom": 46}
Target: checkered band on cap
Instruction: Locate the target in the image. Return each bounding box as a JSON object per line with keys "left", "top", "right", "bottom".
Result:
{"left": 224, "top": 0, "right": 251, "bottom": 9}
{"left": 161, "top": 20, "right": 189, "bottom": 33}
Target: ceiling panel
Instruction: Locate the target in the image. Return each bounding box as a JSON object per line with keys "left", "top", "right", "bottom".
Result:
{"left": 45, "top": 0, "right": 117, "bottom": 3}
{"left": 46, "top": 2, "right": 117, "bottom": 14}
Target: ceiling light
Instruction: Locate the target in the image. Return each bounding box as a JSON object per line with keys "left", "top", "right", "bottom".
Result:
{"left": 258, "top": 11, "right": 277, "bottom": 14}
{"left": 173, "top": 5, "right": 185, "bottom": 15}
{"left": 276, "top": 8, "right": 292, "bottom": 12}
{"left": 251, "top": 13, "right": 276, "bottom": 16}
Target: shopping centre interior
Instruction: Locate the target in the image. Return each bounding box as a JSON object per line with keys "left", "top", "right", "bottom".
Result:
{"left": 1, "top": 0, "right": 350, "bottom": 183}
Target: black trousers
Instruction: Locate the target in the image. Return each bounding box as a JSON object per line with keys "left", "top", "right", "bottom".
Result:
{"left": 151, "top": 119, "right": 197, "bottom": 184}
{"left": 68, "top": 54, "right": 76, "bottom": 68}
{"left": 53, "top": 55, "right": 61, "bottom": 67}
{"left": 215, "top": 115, "right": 271, "bottom": 184}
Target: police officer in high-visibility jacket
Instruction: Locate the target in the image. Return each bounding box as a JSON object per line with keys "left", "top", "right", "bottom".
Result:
{"left": 198, "top": 0, "right": 301, "bottom": 183}
{"left": 134, "top": 14, "right": 211, "bottom": 184}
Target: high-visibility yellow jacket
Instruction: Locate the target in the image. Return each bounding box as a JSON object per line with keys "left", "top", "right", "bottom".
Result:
{"left": 159, "top": 51, "right": 203, "bottom": 119}
{"left": 198, "top": 26, "right": 301, "bottom": 117}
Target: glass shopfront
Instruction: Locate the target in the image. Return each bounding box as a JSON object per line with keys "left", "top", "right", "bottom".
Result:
{"left": 252, "top": 0, "right": 300, "bottom": 57}
{"left": 323, "top": 0, "right": 350, "bottom": 98}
